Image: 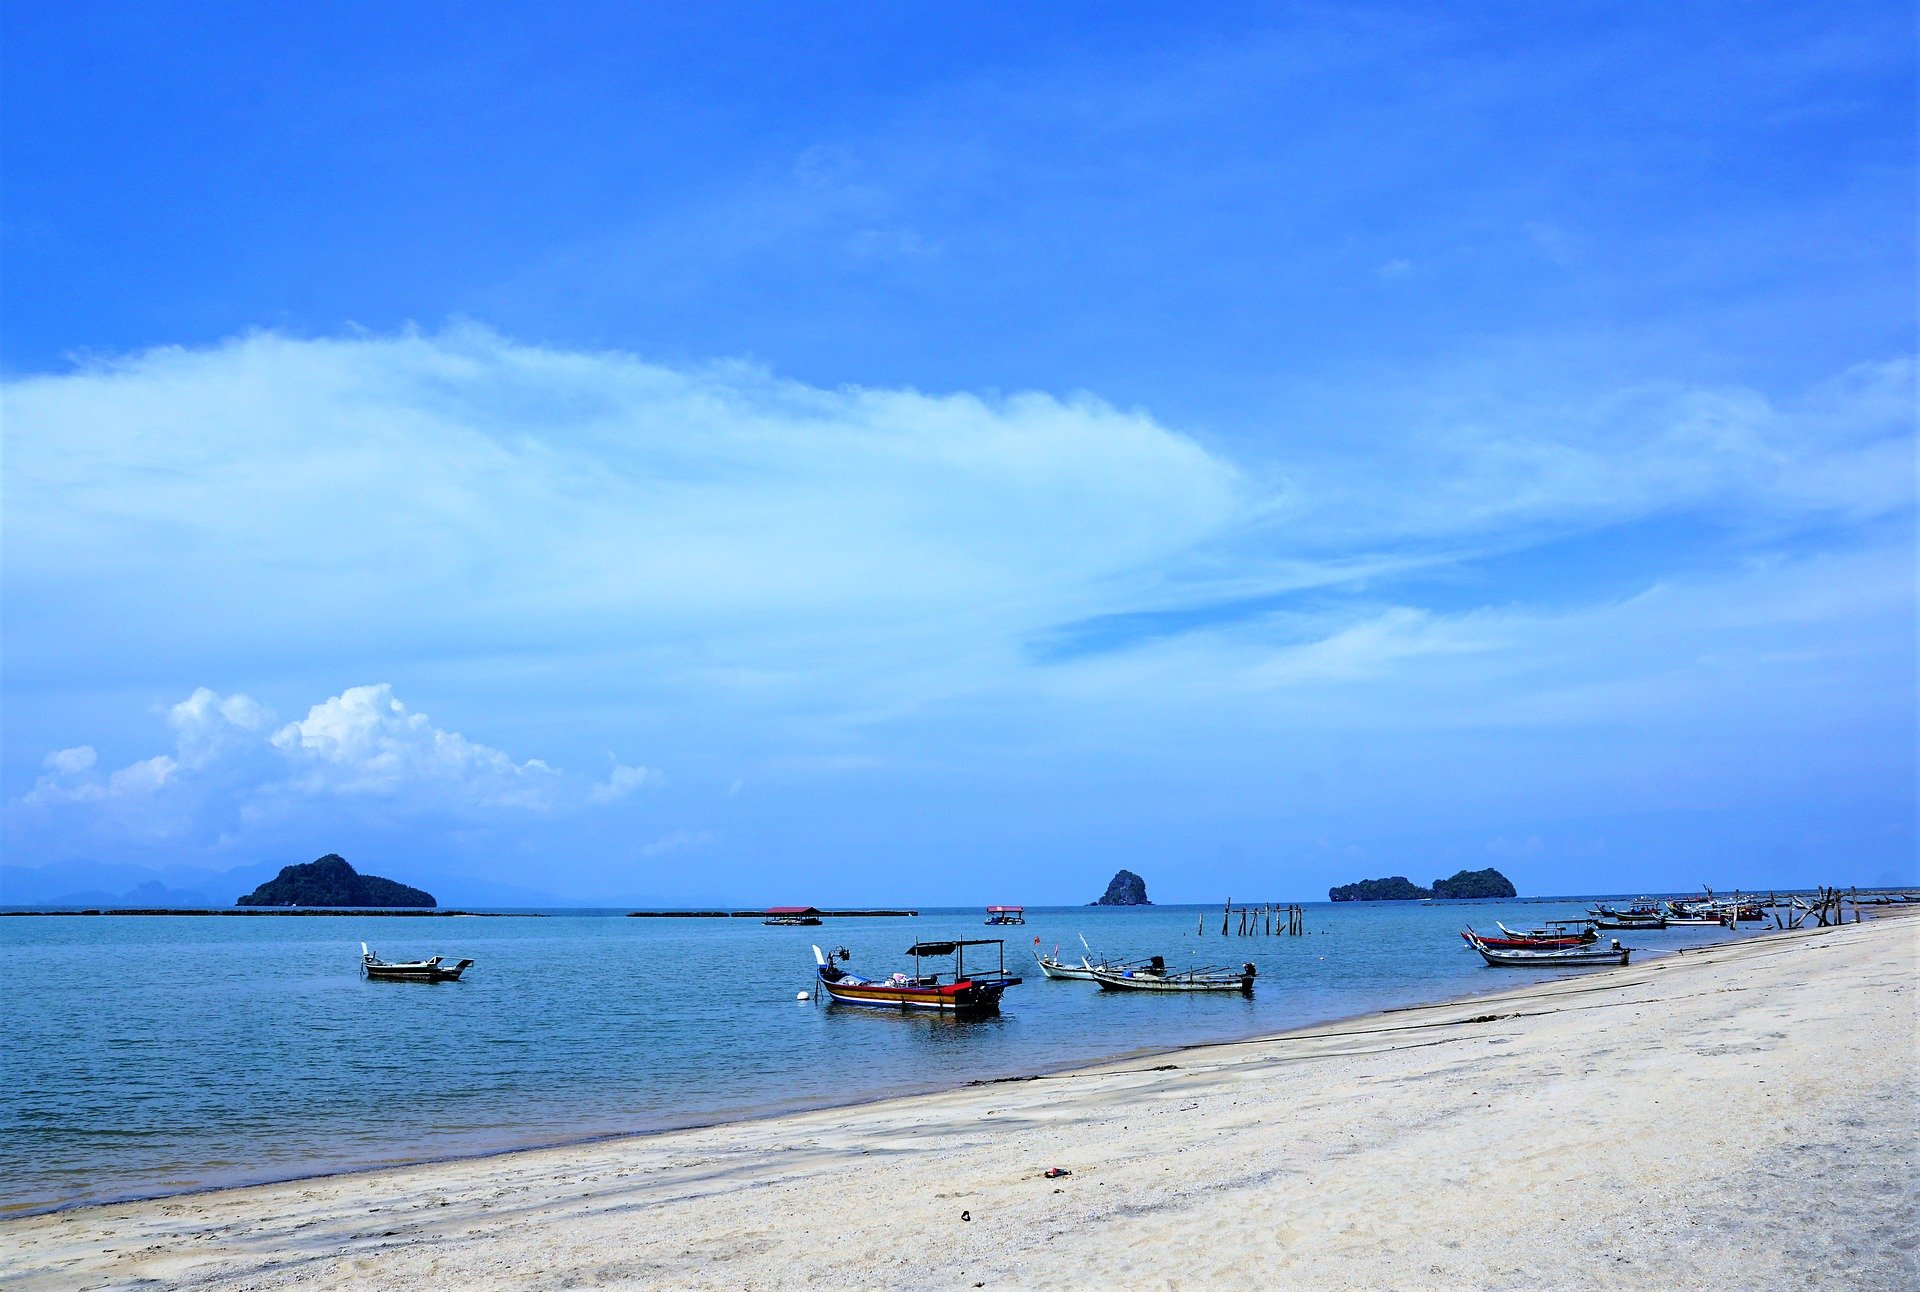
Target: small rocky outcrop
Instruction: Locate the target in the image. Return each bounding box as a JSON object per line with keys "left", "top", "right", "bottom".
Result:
{"left": 1430, "top": 868, "right": 1518, "bottom": 899}
{"left": 1092, "top": 869, "right": 1151, "bottom": 906}
{"left": 237, "top": 855, "right": 435, "bottom": 908}
{"left": 1328, "top": 876, "right": 1430, "bottom": 902}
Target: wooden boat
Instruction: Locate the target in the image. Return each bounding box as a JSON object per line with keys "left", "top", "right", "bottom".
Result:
{"left": 1467, "top": 935, "right": 1630, "bottom": 968}
{"left": 1467, "top": 925, "right": 1586, "bottom": 950}
{"left": 1034, "top": 947, "right": 1099, "bottom": 979}
{"left": 361, "top": 942, "right": 473, "bottom": 982}
{"left": 812, "top": 940, "right": 1021, "bottom": 1013}
{"left": 1492, "top": 921, "right": 1596, "bottom": 946}
{"left": 1031, "top": 936, "right": 1152, "bottom": 981}
{"left": 764, "top": 906, "right": 823, "bottom": 926}
{"left": 984, "top": 905, "right": 1026, "bottom": 926}
{"left": 1088, "top": 955, "right": 1256, "bottom": 994}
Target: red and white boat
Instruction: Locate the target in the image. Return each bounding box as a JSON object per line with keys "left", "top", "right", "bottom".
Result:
{"left": 812, "top": 940, "right": 1022, "bottom": 1014}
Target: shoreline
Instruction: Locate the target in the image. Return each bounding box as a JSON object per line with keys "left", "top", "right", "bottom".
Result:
{"left": 5, "top": 910, "right": 1913, "bottom": 1289}
{"left": 1, "top": 923, "right": 1751, "bottom": 1220}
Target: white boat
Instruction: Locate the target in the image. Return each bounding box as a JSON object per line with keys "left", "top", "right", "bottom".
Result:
{"left": 1467, "top": 935, "right": 1630, "bottom": 969}
{"left": 1032, "top": 936, "right": 1152, "bottom": 981}
{"left": 1034, "top": 948, "right": 1099, "bottom": 980}
{"left": 360, "top": 942, "right": 474, "bottom": 982}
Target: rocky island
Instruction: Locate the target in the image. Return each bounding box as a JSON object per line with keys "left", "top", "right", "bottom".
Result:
{"left": 1329, "top": 867, "right": 1516, "bottom": 902}
{"left": 1092, "top": 869, "right": 1151, "bottom": 905}
{"left": 237, "top": 854, "right": 436, "bottom": 908}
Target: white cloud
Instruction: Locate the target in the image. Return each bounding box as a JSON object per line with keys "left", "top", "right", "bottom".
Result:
{"left": 589, "top": 762, "right": 659, "bottom": 804}
{"left": 270, "top": 684, "right": 560, "bottom": 809}
{"left": 44, "top": 746, "right": 97, "bottom": 776}
{"left": 14, "top": 683, "right": 643, "bottom": 841}
{"left": 641, "top": 829, "right": 714, "bottom": 857}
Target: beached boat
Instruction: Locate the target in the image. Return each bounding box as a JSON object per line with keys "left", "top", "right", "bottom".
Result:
{"left": 1467, "top": 936, "right": 1630, "bottom": 968}
{"left": 360, "top": 942, "right": 474, "bottom": 982}
{"left": 812, "top": 940, "right": 1022, "bottom": 1013}
{"left": 1088, "top": 956, "right": 1256, "bottom": 994}
{"left": 984, "top": 906, "right": 1026, "bottom": 925}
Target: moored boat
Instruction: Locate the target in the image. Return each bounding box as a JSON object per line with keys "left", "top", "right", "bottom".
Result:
{"left": 1466, "top": 925, "right": 1588, "bottom": 950}
{"left": 812, "top": 940, "right": 1022, "bottom": 1013}
{"left": 1088, "top": 956, "right": 1256, "bottom": 994}
{"left": 984, "top": 905, "right": 1026, "bottom": 925}
{"left": 764, "top": 906, "right": 824, "bottom": 926}
{"left": 1466, "top": 934, "right": 1630, "bottom": 968}
{"left": 1592, "top": 903, "right": 1666, "bottom": 930}
{"left": 1032, "top": 936, "right": 1152, "bottom": 981}
{"left": 360, "top": 942, "right": 474, "bottom": 982}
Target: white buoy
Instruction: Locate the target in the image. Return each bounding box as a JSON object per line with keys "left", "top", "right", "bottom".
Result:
{"left": 796, "top": 991, "right": 810, "bottom": 1001}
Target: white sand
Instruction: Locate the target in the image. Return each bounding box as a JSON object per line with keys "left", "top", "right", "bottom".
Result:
{"left": 4, "top": 913, "right": 1914, "bottom": 1291}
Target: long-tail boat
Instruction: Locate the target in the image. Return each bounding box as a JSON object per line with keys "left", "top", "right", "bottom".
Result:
{"left": 1466, "top": 933, "right": 1630, "bottom": 968}
{"left": 360, "top": 942, "right": 474, "bottom": 982}
{"left": 1465, "top": 924, "right": 1588, "bottom": 950}
{"left": 812, "top": 940, "right": 1022, "bottom": 1013}
{"left": 1088, "top": 955, "right": 1256, "bottom": 994}
{"left": 1032, "top": 935, "right": 1153, "bottom": 980}
{"left": 1592, "top": 902, "right": 1667, "bottom": 930}
{"left": 1495, "top": 920, "right": 1598, "bottom": 945}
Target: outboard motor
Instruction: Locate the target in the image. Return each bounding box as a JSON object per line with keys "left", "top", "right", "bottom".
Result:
{"left": 1148, "top": 955, "right": 1166, "bottom": 972}
{"left": 1242, "top": 962, "right": 1257, "bottom": 979}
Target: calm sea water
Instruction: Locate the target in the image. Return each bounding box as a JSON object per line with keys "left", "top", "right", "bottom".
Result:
{"left": 1, "top": 899, "right": 1754, "bottom": 1213}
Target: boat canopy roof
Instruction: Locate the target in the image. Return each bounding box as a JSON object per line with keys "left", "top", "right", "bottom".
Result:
{"left": 907, "top": 938, "right": 1005, "bottom": 957}
{"left": 766, "top": 906, "right": 822, "bottom": 915}
{"left": 986, "top": 905, "right": 1023, "bottom": 913}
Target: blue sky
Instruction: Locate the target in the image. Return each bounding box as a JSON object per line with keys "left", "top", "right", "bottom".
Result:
{"left": 3, "top": 2, "right": 1913, "bottom": 904}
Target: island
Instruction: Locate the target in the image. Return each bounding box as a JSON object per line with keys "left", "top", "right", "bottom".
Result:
{"left": 1430, "top": 867, "right": 1518, "bottom": 899}
{"left": 1328, "top": 867, "right": 1516, "bottom": 902}
{"left": 1092, "top": 869, "right": 1151, "bottom": 905}
{"left": 237, "top": 854, "right": 436, "bottom": 908}
{"left": 1327, "top": 876, "right": 1431, "bottom": 902}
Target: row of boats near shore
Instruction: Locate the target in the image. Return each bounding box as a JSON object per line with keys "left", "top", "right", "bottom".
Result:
{"left": 807, "top": 895, "right": 1781, "bottom": 1011}
{"left": 1459, "top": 893, "right": 1770, "bottom": 967}
{"left": 363, "top": 891, "right": 1795, "bottom": 1006}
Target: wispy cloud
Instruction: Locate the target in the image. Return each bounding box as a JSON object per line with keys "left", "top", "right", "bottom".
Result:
{"left": 2, "top": 328, "right": 1910, "bottom": 892}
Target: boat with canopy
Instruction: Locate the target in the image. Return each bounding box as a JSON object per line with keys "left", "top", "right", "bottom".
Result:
{"left": 811, "top": 940, "right": 1022, "bottom": 1013}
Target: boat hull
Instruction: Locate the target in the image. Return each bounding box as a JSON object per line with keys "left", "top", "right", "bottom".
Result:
{"left": 364, "top": 966, "right": 470, "bottom": 981}
{"left": 1088, "top": 967, "right": 1253, "bottom": 994}
{"left": 818, "top": 974, "right": 1011, "bottom": 1012}
{"left": 1472, "top": 945, "right": 1629, "bottom": 968}
{"left": 1035, "top": 955, "right": 1097, "bottom": 980}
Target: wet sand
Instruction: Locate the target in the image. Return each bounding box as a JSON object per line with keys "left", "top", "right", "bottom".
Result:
{"left": 3, "top": 912, "right": 1913, "bottom": 1290}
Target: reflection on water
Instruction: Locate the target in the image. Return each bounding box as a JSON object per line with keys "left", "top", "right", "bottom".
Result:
{"left": 0, "top": 900, "right": 1745, "bottom": 1213}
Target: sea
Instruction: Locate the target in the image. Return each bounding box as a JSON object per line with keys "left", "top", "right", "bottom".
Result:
{"left": 1, "top": 898, "right": 1755, "bottom": 1215}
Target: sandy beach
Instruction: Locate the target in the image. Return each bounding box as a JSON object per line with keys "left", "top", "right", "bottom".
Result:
{"left": 4, "top": 913, "right": 1913, "bottom": 1291}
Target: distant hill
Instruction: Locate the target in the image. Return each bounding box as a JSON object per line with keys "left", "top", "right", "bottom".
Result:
{"left": 237, "top": 855, "right": 435, "bottom": 908}
{"left": 1328, "top": 876, "right": 1430, "bottom": 902}
{"left": 1329, "top": 868, "right": 1516, "bottom": 902}
{"left": 1430, "top": 868, "right": 1518, "bottom": 899}
{"left": 1092, "top": 869, "right": 1151, "bottom": 905}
